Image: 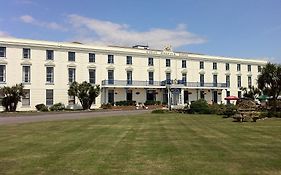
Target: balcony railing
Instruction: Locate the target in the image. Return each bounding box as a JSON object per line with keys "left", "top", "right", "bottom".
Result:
{"left": 102, "top": 80, "right": 227, "bottom": 88}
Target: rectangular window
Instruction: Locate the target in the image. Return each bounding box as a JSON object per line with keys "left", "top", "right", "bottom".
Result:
{"left": 89, "top": 53, "right": 95, "bottom": 63}
{"left": 89, "top": 69, "right": 96, "bottom": 84}
{"left": 258, "top": 66, "right": 262, "bottom": 72}
{"left": 238, "top": 91, "right": 242, "bottom": 98}
{"left": 237, "top": 64, "right": 241, "bottom": 71}
{"left": 68, "top": 52, "right": 75, "bottom": 61}
{"left": 248, "top": 76, "right": 252, "bottom": 88}
{"left": 0, "top": 47, "right": 6, "bottom": 57}
{"left": 200, "top": 61, "right": 204, "bottom": 69}
{"left": 182, "top": 60, "right": 186, "bottom": 68}
{"left": 46, "top": 89, "right": 53, "bottom": 106}
{"left": 23, "top": 48, "right": 30, "bottom": 59}
{"left": 148, "top": 72, "right": 154, "bottom": 85}
{"left": 248, "top": 65, "right": 251, "bottom": 72}
{"left": 108, "top": 70, "right": 114, "bottom": 84}
{"left": 0, "top": 65, "right": 6, "bottom": 82}
{"left": 68, "top": 95, "right": 75, "bottom": 105}
{"left": 108, "top": 54, "right": 114, "bottom": 64}
{"left": 200, "top": 74, "right": 204, "bottom": 86}
{"left": 213, "top": 62, "right": 217, "bottom": 70}
{"left": 46, "top": 67, "right": 54, "bottom": 83}
{"left": 237, "top": 76, "right": 241, "bottom": 88}
{"left": 213, "top": 75, "right": 217, "bottom": 86}
{"left": 166, "top": 59, "right": 171, "bottom": 67}
{"left": 126, "top": 56, "right": 132, "bottom": 65}
{"left": 200, "top": 91, "right": 205, "bottom": 99}
{"left": 22, "top": 66, "right": 31, "bottom": 83}
{"left": 226, "top": 75, "right": 230, "bottom": 87}
{"left": 68, "top": 68, "right": 76, "bottom": 83}
{"left": 127, "top": 71, "right": 132, "bottom": 85}
{"left": 182, "top": 73, "right": 187, "bottom": 83}
{"left": 226, "top": 63, "right": 230, "bottom": 71}
{"left": 22, "top": 89, "right": 30, "bottom": 106}
{"left": 46, "top": 50, "right": 54, "bottom": 60}
{"left": 148, "top": 57, "right": 154, "bottom": 66}
{"left": 166, "top": 73, "right": 171, "bottom": 84}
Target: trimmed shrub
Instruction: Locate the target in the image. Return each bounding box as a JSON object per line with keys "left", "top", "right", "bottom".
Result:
{"left": 209, "top": 103, "right": 226, "bottom": 115}
{"left": 35, "top": 103, "right": 48, "bottom": 112}
{"left": 222, "top": 104, "right": 237, "bottom": 118}
{"left": 144, "top": 100, "right": 161, "bottom": 105}
{"left": 189, "top": 99, "right": 211, "bottom": 114}
{"left": 101, "top": 103, "right": 112, "bottom": 109}
{"left": 115, "top": 101, "right": 136, "bottom": 106}
{"left": 49, "top": 103, "right": 65, "bottom": 111}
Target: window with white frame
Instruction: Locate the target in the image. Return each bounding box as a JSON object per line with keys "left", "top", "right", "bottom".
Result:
{"left": 248, "top": 76, "right": 252, "bottom": 87}
{"left": 127, "top": 71, "right": 132, "bottom": 85}
{"left": 23, "top": 48, "right": 30, "bottom": 59}
{"left": 148, "top": 71, "right": 154, "bottom": 85}
{"left": 248, "top": 64, "right": 251, "bottom": 72}
{"left": 182, "top": 60, "right": 186, "bottom": 68}
{"left": 22, "top": 89, "right": 30, "bottom": 106}
{"left": 126, "top": 56, "right": 132, "bottom": 65}
{"left": 0, "top": 65, "right": 6, "bottom": 83}
{"left": 46, "top": 50, "right": 54, "bottom": 60}
{"left": 68, "top": 52, "right": 75, "bottom": 61}
{"left": 108, "top": 55, "right": 114, "bottom": 64}
{"left": 166, "top": 59, "right": 171, "bottom": 67}
{"left": 237, "top": 64, "right": 241, "bottom": 71}
{"left": 46, "top": 67, "right": 54, "bottom": 83}
{"left": 22, "top": 66, "right": 31, "bottom": 83}
{"left": 226, "top": 75, "right": 230, "bottom": 87}
{"left": 46, "top": 89, "right": 53, "bottom": 106}
{"left": 0, "top": 47, "right": 6, "bottom": 57}
{"left": 148, "top": 57, "right": 153, "bottom": 66}
{"left": 89, "top": 53, "right": 95, "bottom": 63}
{"left": 89, "top": 69, "right": 96, "bottom": 84}
{"left": 68, "top": 68, "right": 76, "bottom": 83}
{"left": 226, "top": 63, "right": 230, "bottom": 71}
{"left": 213, "top": 62, "right": 217, "bottom": 70}
{"left": 237, "top": 76, "right": 241, "bottom": 88}
{"left": 200, "top": 61, "right": 204, "bottom": 69}
{"left": 68, "top": 95, "right": 75, "bottom": 105}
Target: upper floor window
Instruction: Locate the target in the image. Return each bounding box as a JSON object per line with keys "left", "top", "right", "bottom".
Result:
{"left": 89, "top": 69, "right": 96, "bottom": 84}
{"left": 127, "top": 71, "right": 132, "bottom": 85}
{"left": 182, "top": 73, "right": 187, "bottom": 83}
{"left": 22, "top": 89, "right": 30, "bottom": 106}
{"left": 108, "top": 70, "right": 114, "bottom": 84}
{"left": 248, "top": 76, "right": 252, "bottom": 88}
{"left": 23, "top": 48, "right": 30, "bottom": 59}
{"left": 68, "top": 52, "right": 75, "bottom": 61}
{"left": 166, "top": 59, "right": 171, "bottom": 67}
{"left": 213, "top": 62, "right": 217, "bottom": 70}
{"left": 0, "top": 47, "right": 6, "bottom": 57}
{"left": 89, "top": 53, "right": 95, "bottom": 63}
{"left": 226, "top": 75, "right": 230, "bottom": 87}
{"left": 126, "top": 56, "right": 132, "bottom": 65}
{"left": 248, "top": 65, "right": 251, "bottom": 72}
{"left": 68, "top": 68, "right": 76, "bottom": 83}
{"left": 200, "top": 61, "right": 204, "bottom": 69}
{"left": 226, "top": 63, "right": 230, "bottom": 71}
{"left": 22, "top": 66, "right": 31, "bottom": 83}
{"left": 237, "top": 76, "right": 241, "bottom": 88}
{"left": 46, "top": 50, "right": 54, "bottom": 60}
{"left": 0, "top": 65, "right": 6, "bottom": 83}
{"left": 148, "top": 71, "right": 154, "bottom": 85}
{"left": 200, "top": 74, "right": 204, "bottom": 86}
{"left": 258, "top": 66, "right": 262, "bottom": 72}
{"left": 148, "top": 57, "right": 154, "bottom": 66}
{"left": 182, "top": 60, "right": 186, "bottom": 68}
{"left": 108, "top": 55, "right": 114, "bottom": 64}
{"left": 46, "top": 67, "right": 54, "bottom": 83}
{"left": 237, "top": 64, "right": 241, "bottom": 71}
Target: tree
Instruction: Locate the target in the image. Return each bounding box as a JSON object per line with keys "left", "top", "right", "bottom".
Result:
{"left": 68, "top": 81, "right": 100, "bottom": 110}
{"left": 0, "top": 84, "right": 26, "bottom": 112}
{"left": 240, "top": 86, "right": 261, "bottom": 100}
{"left": 257, "top": 63, "right": 281, "bottom": 111}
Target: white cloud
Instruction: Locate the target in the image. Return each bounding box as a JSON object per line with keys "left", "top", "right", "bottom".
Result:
{"left": 19, "top": 15, "right": 67, "bottom": 31}
{"left": 67, "top": 14, "right": 206, "bottom": 49}
{"left": 0, "top": 31, "right": 12, "bottom": 38}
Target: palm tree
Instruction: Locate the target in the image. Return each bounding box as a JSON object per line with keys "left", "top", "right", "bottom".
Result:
{"left": 257, "top": 63, "right": 281, "bottom": 111}
{"left": 240, "top": 86, "right": 261, "bottom": 100}
{"left": 0, "top": 84, "right": 26, "bottom": 112}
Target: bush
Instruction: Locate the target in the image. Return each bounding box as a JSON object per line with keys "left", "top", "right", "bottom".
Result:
{"left": 101, "top": 103, "right": 112, "bottom": 109}
{"left": 222, "top": 104, "right": 237, "bottom": 118}
{"left": 189, "top": 99, "right": 211, "bottom": 114}
{"left": 266, "top": 111, "right": 281, "bottom": 118}
{"left": 35, "top": 103, "right": 48, "bottom": 112}
{"left": 49, "top": 103, "right": 65, "bottom": 111}
{"left": 115, "top": 100, "right": 136, "bottom": 106}
{"left": 208, "top": 103, "right": 226, "bottom": 115}
{"left": 151, "top": 109, "right": 168, "bottom": 114}
{"left": 144, "top": 100, "right": 161, "bottom": 105}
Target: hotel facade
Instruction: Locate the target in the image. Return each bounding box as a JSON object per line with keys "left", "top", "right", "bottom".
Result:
{"left": 0, "top": 38, "right": 267, "bottom": 111}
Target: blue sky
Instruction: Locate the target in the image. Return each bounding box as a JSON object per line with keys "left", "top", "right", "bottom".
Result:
{"left": 0, "top": 0, "right": 280, "bottom": 62}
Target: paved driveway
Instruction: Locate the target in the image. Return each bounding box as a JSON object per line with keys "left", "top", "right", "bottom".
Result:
{"left": 0, "top": 110, "right": 151, "bottom": 125}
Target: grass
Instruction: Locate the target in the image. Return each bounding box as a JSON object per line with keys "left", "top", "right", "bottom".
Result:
{"left": 0, "top": 113, "right": 281, "bottom": 175}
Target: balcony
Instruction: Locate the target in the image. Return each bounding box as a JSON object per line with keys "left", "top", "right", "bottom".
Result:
{"left": 102, "top": 80, "right": 227, "bottom": 88}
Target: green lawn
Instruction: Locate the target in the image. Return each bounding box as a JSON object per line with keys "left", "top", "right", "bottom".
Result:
{"left": 0, "top": 114, "right": 281, "bottom": 175}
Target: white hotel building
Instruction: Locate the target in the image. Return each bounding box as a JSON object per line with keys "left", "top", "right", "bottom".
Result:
{"left": 0, "top": 38, "right": 267, "bottom": 111}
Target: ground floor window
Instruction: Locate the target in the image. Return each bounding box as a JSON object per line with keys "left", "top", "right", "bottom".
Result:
{"left": 46, "top": 89, "right": 53, "bottom": 106}
{"left": 200, "top": 91, "right": 205, "bottom": 99}
{"left": 147, "top": 90, "right": 156, "bottom": 101}
{"left": 108, "top": 90, "right": 114, "bottom": 104}
{"left": 68, "top": 95, "right": 75, "bottom": 105}
{"left": 212, "top": 91, "right": 218, "bottom": 104}
{"left": 184, "top": 90, "right": 189, "bottom": 103}
{"left": 22, "top": 89, "right": 30, "bottom": 106}
{"left": 126, "top": 89, "right": 132, "bottom": 101}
